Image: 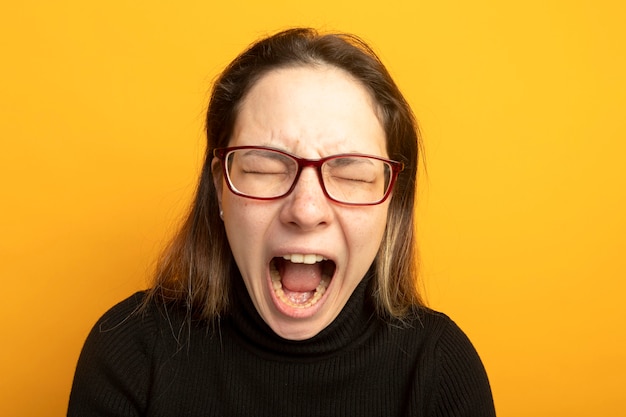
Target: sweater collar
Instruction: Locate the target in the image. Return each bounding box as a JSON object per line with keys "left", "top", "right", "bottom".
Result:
{"left": 228, "top": 268, "right": 378, "bottom": 359}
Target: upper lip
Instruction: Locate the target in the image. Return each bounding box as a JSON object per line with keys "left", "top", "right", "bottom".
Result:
{"left": 281, "top": 253, "right": 327, "bottom": 261}
{"left": 271, "top": 250, "right": 334, "bottom": 263}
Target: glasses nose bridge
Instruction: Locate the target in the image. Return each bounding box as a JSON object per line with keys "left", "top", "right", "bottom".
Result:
{"left": 292, "top": 156, "right": 327, "bottom": 194}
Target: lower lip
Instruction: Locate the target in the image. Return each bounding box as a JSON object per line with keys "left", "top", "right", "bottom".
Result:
{"left": 266, "top": 271, "right": 332, "bottom": 319}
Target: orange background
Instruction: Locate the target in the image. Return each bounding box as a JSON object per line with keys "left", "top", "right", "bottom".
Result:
{"left": 1, "top": 1, "right": 625, "bottom": 416}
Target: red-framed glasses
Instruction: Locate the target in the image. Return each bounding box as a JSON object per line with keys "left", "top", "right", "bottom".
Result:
{"left": 213, "top": 146, "right": 404, "bottom": 206}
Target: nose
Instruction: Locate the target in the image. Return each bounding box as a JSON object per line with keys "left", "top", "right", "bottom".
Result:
{"left": 279, "top": 167, "right": 332, "bottom": 230}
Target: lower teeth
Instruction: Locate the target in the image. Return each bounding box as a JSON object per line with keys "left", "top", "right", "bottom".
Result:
{"left": 270, "top": 263, "right": 330, "bottom": 308}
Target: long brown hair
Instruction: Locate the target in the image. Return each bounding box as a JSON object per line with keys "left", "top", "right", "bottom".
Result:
{"left": 146, "top": 28, "right": 423, "bottom": 322}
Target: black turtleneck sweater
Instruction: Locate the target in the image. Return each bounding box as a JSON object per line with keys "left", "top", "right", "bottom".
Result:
{"left": 68, "top": 274, "right": 495, "bottom": 416}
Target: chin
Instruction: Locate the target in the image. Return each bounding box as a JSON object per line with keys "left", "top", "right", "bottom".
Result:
{"left": 267, "top": 316, "right": 330, "bottom": 341}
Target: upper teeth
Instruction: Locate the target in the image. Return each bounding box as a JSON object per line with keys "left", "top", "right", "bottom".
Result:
{"left": 283, "top": 254, "right": 326, "bottom": 264}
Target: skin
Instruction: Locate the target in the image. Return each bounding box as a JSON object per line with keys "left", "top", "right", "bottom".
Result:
{"left": 213, "top": 65, "right": 390, "bottom": 340}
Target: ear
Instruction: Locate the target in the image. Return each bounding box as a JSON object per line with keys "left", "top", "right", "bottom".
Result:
{"left": 211, "top": 158, "right": 224, "bottom": 212}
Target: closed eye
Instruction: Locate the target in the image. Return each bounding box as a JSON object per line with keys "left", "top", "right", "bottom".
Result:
{"left": 325, "top": 157, "right": 379, "bottom": 183}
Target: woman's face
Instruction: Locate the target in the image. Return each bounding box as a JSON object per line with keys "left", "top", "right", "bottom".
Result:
{"left": 214, "top": 65, "right": 390, "bottom": 340}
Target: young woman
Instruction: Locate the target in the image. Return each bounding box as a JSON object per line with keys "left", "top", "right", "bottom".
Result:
{"left": 68, "top": 28, "right": 495, "bottom": 416}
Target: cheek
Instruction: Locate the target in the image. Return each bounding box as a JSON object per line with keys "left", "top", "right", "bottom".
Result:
{"left": 222, "top": 197, "right": 253, "bottom": 256}
{"left": 222, "top": 197, "right": 275, "bottom": 258}
{"left": 222, "top": 190, "right": 257, "bottom": 223}
{"left": 345, "top": 207, "right": 389, "bottom": 253}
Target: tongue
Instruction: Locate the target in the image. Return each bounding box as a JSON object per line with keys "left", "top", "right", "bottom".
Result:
{"left": 279, "top": 261, "right": 322, "bottom": 292}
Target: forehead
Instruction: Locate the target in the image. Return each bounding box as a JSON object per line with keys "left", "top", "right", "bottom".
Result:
{"left": 231, "top": 65, "right": 387, "bottom": 157}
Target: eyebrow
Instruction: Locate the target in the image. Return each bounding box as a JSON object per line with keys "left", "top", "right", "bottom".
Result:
{"left": 238, "top": 148, "right": 294, "bottom": 163}
{"left": 326, "top": 156, "right": 376, "bottom": 167}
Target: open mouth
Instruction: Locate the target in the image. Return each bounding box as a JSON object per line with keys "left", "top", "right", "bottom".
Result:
{"left": 270, "top": 254, "right": 336, "bottom": 309}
